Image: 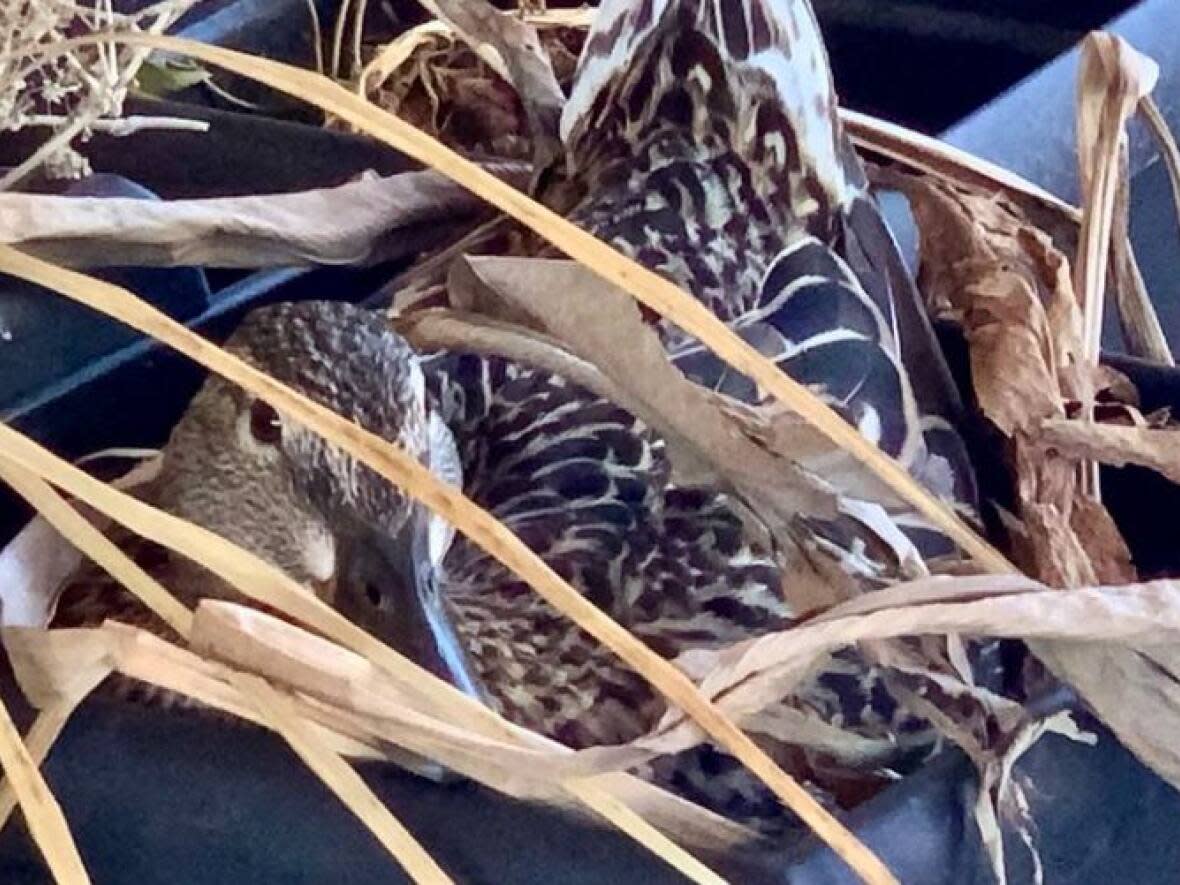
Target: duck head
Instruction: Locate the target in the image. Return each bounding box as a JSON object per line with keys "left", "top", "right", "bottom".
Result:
{"left": 156, "top": 300, "right": 480, "bottom": 696}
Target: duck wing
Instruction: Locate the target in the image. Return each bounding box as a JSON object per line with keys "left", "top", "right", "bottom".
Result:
{"left": 552, "top": 0, "right": 977, "bottom": 526}
{"left": 423, "top": 350, "right": 792, "bottom": 746}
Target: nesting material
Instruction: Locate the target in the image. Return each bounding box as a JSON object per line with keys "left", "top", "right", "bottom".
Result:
{"left": 2, "top": 5, "right": 1180, "bottom": 885}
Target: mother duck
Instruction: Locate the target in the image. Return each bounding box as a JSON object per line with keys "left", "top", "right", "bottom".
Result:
{"left": 48, "top": 0, "right": 978, "bottom": 830}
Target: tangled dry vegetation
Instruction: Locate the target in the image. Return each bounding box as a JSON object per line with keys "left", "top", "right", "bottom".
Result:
{"left": 2, "top": 3, "right": 1180, "bottom": 885}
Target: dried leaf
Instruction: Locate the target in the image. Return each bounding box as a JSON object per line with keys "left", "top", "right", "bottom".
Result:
{"left": 632, "top": 576, "right": 1180, "bottom": 785}
{"left": 445, "top": 253, "right": 935, "bottom": 531}
{"left": 0, "top": 693, "right": 90, "bottom": 884}
{"left": 891, "top": 170, "right": 1135, "bottom": 586}
{"left": 2, "top": 627, "right": 114, "bottom": 710}
{"left": 886, "top": 174, "right": 1082, "bottom": 427}
{"left": 0, "top": 453, "right": 159, "bottom": 629}
{"left": 0, "top": 168, "right": 519, "bottom": 269}
{"left": 199, "top": 609, "right": 752, "bottom": 881}
{"left": 1036, "top": 419, "right": 1180, "bottom": 486}
{"left": 0, "top": 457, "right": 191, "bottom": 636}
{"left": 842, "top": 109, "right": 1079, "bottom": 220}
{"left": 1067, "top": 496, "right": 1135, "bottom": 584}
{"left": 445, "top": 254, "right": 862, "bottom": 607}
{"left": 0, "top": 705, "right": 78, "bottom": 835}
{"left": 1139, "top": 96, "right": 1180, "bottom": 252}
{"left": 1030, "top": 640, "right": 1180, "bottom": 801}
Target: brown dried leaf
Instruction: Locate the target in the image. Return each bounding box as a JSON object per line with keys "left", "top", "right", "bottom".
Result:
{"left": 0, "top": 454, "right": 161, "bottom": 629}
{"left": 843, "top": 109, "right": 1079, "bottom": 220}
{"left": 1010, "top": 503, "right": 1101, "bottom": 589}
{"left": 1068, "top": 496, "right": 1136, "bottom": 583}
{"left": 885, "top": 174, "right": 1082, "bottom": 431}
{"left": 891, "top": 170, "right": 1137, "bottom": 586}
{"left": 633, "top": 574, "right": 1180, "bottom": 794}
{"left": 1036, "top": 419, "right": 1180, "bottom": 486}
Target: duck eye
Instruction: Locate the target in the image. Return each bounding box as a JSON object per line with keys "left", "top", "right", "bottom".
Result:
{"left": 248, "top": 399, "right": 283, "bottom": 446}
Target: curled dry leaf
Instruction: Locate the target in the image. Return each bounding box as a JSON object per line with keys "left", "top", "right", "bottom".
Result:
{"left": 1, "top": 608, "right": 760, "bottom": 862}
{"left": 888, "top": 171, "right": 1135, "bottom": 587}
{"left": 884, "top": 173, "right": 1084, "bottom": 430}
{"left": 0, "top": 168, "right": 526, "bottom": 269}
{"left": 842, "top": 109, "right": 1079, "bottom": 221}
{"left": 108, "top": 572, "right": 1180, "bottom": 822}
{"left": 637, "top": 577, "right": 1180, "bottom": 765}
{"left": 446, "top": 257, "right": 836, "bottom": 511}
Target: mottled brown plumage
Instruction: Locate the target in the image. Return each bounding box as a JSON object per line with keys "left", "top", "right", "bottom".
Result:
{"left": 47, "top": 0, "right": 985, "bottom": 834}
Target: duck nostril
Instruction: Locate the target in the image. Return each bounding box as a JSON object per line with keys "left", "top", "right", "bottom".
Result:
{"left": 364, "top": 582, "right": 382, "bottom": 608}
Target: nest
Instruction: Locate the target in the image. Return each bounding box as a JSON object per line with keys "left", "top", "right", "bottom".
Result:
{"left": 2, "top": 4, "right": 1180, "bottom": 885}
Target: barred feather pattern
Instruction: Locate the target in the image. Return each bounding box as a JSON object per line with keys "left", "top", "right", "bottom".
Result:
{"left": 44, "top": 1, "right": 985, "bottom": 834}
{"left": 550, "top": 0, "right": 978, "bottom": 533}
{"left": 422, "top": 351, "right": 937, "bottom": 832}
{"left": 423, "top": 353, "right": 795, "bottom": 744}
{"left": 524, "top": 0, "right": 987, "bottom": 827}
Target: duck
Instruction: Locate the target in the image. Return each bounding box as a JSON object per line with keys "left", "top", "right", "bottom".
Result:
{"left": 538, "top": 0, "right": 977, "bottom": 537}
{"left": 45, "top": 0, "right": 981, "bottom": 832}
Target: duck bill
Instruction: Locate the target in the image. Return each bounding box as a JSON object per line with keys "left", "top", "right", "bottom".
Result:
{"left": 335, "top": 510, "right": 485, "bottom": 701}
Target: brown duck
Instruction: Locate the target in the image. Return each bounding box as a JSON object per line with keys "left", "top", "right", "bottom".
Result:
{"left": 45, "top": 0, "right": 978, "bottom": 831}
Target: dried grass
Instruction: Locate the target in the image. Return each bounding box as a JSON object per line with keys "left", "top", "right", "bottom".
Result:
{"left": 3, "top": 7, "right": 1180, "bottom": 885}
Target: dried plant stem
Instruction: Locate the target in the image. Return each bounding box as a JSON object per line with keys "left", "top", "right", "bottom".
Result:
{"left": 0, "top": 117, "right": 88, "bottom": 193}
{"left": 1076, "top": 140, "right": 1121, "bottom": 367}
{"left": 17, "top": 115, "right": 210, "bottom": 134}
{"left": 351, "top": 0, "right": 369, "bottom": 78}
{"left": 0, "top": 704, "right": 76, "bottom": 834}
{"left": 330, "top": 0, "right": 356, "bottom": 79}
{"left": 232, "top": 673, "right": 454, "bottom": 885}
{"left": 840, "top": 108, "right": 1079, "bottom": 219}
{"left": 0, "top": 696, "right": 89, "bottom": 884}
{"left": 1072, "top": 34, "right": 1161, "bottom": 502}
{"left": 103, "top": 32, "right": 1008, "bottom": 578}
{"left": 358, "top": 20, "right": 450, "bottom": 96}
{"left": 303, "top": 0, "right": 325, "bottom": 75}
{"left": 1110, "top": 143, "right": 1172, "bottom": 364}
